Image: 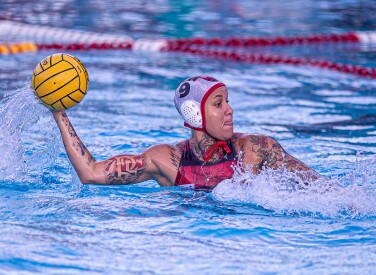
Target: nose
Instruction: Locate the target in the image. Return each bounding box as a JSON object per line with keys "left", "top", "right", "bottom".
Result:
{"left": 225, "top": 102, "right": 233, "bottom": 116}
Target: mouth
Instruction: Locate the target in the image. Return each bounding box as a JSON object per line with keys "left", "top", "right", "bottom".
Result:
{"left": 224, "top": 121, "right": 233, "bottom": 126}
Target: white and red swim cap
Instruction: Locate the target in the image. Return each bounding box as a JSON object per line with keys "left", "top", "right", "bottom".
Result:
{"left": 174, "top": 76, "right": 225, "bottom": 132}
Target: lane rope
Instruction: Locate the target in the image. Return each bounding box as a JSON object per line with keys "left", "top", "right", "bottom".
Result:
{"left": 164, "top": 31, "right": 376, "bottom": 48}
{"left": 0, "top": 20, "right": 133, "bottom": 44}
{"left": 164, "top": 46, "right": 376, "bottom": 79}
{"left": 23, "top": 42, "right": 376, "bottom": 78}
{"left": 1, "top": 21, "right": 375, "bottom": 78}
{"left": 0, "top": 42, "right": 38, "bottom": 54}
{"left": 3, "top": 20, "right": 376, "bottom": 46}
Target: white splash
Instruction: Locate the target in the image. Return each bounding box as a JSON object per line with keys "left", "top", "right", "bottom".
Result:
{"left": 212, "top": 156, "right": 376, "bottom": 218}
{"left": 0, "top": 85, "right": 61, "bottom": 182}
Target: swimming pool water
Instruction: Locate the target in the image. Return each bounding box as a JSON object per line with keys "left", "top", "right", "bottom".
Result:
{"left": 1, "top": 0, "right": 376, "bottom": 273}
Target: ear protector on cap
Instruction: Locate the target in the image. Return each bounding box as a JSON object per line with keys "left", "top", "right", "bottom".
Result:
{"left": 180, "top": 100, "right": 202, "bottom": 128}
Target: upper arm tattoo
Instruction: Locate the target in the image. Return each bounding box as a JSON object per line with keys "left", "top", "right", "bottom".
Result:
{"left": 261, "top": 137, "right": 285, "bottom": 169}
{"left": 248, "top": 135, "right": 309, "bottom": 172}
{"left": 231, "top": 136, "right": 244, "bottom": 163}
{"left": 268, "top": 140, "right": 311, "bottom": 172}
{"left": 247, "top": 135, "right": 319, "bottom": 184}
{"left": 104, "top": 155, "right": 146, "bottom": 184}
{"left": 248, "top": 135, "right": 280, "bottom": 169}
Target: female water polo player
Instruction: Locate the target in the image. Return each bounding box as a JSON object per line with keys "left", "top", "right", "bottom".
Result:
{"left": 52, "top": 75, "right": 321, "bottom": 189}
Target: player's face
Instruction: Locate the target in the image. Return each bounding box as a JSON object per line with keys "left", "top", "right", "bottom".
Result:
{"left": 204, "top": 86, "right": 234, "bottom": 140}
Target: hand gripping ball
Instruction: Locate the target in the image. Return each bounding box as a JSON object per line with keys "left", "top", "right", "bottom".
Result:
{"left": 31, "top": 53, "right": 89, "bottom": 110}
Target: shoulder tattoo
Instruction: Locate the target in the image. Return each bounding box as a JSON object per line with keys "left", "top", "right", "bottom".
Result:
{"left": 170, "top": 146, "right": 182, "bottom": 169}
{"left": 248, "top": 135, "right": 284, "bottom": 169}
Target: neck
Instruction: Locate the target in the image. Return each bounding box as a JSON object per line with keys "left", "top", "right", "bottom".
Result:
{"left": 189, "top": 130, "right": 218, "bottom": 161}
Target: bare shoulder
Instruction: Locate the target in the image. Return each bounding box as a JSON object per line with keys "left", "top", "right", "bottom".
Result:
{"left": 233, "top": 132, "right": 268, "bottom": 141}
{"left": 232, "top": 132, "right": 278, "bottom": 150}
{"left": 144, "top": 141, "right": 184, "bottom": 155}
{"left": 143, "top": 141, "right": 184, "bottom": 170}
{"left": 143, "top": 143, "right": 180, "bottom": 159}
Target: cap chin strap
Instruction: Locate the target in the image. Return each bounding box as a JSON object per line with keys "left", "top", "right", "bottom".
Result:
{"left": 203, "top": 140, "right": 232, "bottom": 162}
{"left": 184, "top": 122, "right": 204, "bottom": 131}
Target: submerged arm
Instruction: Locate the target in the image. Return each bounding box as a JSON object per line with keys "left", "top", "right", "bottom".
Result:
{"left": 247, "top": 135, "right": 323, "bottom": 183}
{"left": 52, "top": 110, "right": 153, "bottom": 185}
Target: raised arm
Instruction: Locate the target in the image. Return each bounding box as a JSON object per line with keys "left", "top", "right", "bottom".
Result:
{"left": 52, "top": 110, "right": 156, "bottom": 185}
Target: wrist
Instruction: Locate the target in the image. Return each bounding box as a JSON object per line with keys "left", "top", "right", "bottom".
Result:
{"left": 52, "top": 110, "right": 67, "bottom": 120}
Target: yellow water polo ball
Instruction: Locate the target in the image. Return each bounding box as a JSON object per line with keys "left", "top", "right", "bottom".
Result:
{"left": 31, "top": 53, "right": 89, "bottom": 110}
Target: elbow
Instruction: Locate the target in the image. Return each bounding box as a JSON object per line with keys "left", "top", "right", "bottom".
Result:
{"left": 77, "top": 172, "right": 99, "bottom": 185}
{"left": 78, "top": 174, "right": 92, "bottom": 184}
{"left": 76, "top": 162, "right": 104, "bottom": 184}
{"left": 80, "top": 179, "right": 91, "bottom": 185}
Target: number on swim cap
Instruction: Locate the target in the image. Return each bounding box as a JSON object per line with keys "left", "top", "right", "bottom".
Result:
{"left": 179, "top": 82, "right": 190, "bottom": 98}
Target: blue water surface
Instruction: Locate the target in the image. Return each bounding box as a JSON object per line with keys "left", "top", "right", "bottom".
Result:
{"left": 1, "top": 0, "right": 376, "bottom": 273}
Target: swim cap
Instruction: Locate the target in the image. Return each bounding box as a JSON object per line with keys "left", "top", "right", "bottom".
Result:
{"left": 174, "top": 76, "right": 225, "bottom": 132}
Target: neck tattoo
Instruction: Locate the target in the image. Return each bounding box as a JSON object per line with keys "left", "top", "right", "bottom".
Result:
{"left": 190, "top": 132, "right": 219, "bottom": 162}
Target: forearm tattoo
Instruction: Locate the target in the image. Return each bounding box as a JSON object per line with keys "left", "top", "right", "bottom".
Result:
{"left": 104, "top": 155, "right": 146, "bottom": 184}
{"left": 62, "top": 112, "right": 77, "bottom": 138}
{"left": 61, "top": 113, "right": 93, "bottom": 162}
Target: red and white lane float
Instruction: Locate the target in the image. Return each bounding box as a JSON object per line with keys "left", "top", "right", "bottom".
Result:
{"left": 164, "top": 31, "right": 376, "bottom": 48}
{"left": 0, "top": 20, "right": 133, "bottom": 44}
{"left": 1, "top": 20, "right": 376, "bottom": 79}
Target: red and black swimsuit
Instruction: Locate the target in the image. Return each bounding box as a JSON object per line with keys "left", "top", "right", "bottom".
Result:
{"left": 174, "top": 140, "right": 238, "bottom": 189}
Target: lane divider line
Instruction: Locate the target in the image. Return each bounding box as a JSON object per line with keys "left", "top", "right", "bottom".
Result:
{"left": 1, "top": 21, "right": 375, "bottom": 79}
{"left": 19, "top": 42, "right": 375, "bottom": 79}
{"left": 0, "top": 42, "right": 38, "bottom": 54}
{"left": 163, "top": 46, "right": 376, "bottom": 79}
{"left": 164, "top": 31, "right": 376, "bottom": 48}
{"left": 0, "top": 20, "right": 133, "bottom": 44}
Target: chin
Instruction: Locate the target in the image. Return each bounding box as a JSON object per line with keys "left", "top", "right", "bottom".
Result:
{"left": 207, "top": 126, "right": 234, "bottom": 140}
{"left": 221, "top": 128, "right": 234, "bottom": 140}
